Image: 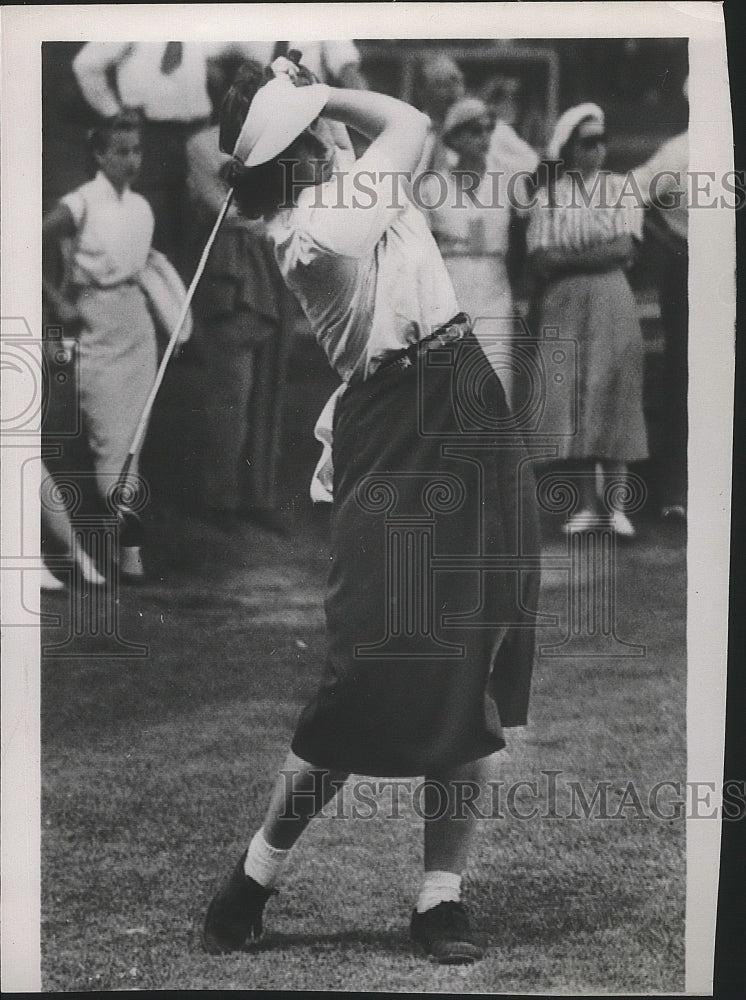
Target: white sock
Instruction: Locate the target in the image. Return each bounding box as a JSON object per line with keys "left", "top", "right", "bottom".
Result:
{"left": 416, "top": 870, "right": 462, "bottom": 913}
{"left": 243, "top": 829, "right": 291, "bottom": 888}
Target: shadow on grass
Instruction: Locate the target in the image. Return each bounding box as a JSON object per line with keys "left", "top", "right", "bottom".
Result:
{"left": 191, "top": 926, "right": 412, "bottom": 957}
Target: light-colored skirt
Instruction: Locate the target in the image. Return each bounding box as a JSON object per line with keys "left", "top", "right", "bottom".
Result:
{"left": 533, "top": 268, "right": 649, "bottom": 462}
{"left": 75, "top": 283, "right": 158, "bottom": 499}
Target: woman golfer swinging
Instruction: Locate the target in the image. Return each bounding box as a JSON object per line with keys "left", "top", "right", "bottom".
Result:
{"left": 203, "top": 56, "right": 540, "bottom": 964}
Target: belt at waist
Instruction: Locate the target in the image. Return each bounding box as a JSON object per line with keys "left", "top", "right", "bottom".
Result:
{"left": 371, "top": 312, "right": 473, "bottom": 380}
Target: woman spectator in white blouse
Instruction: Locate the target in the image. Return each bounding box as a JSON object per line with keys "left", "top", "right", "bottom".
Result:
{"left": 527, "top": 103, "right": 648, "bottom": 538}
{"left": 42, "top": 111, "right": 158, "bottom": 578}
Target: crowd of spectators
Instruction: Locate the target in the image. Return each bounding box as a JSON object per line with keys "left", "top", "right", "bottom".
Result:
{"left": 40, "top": 40, "right": 689, "bottom": 584}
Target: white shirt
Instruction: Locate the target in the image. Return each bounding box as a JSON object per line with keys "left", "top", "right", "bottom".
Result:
{"left": 73, "top": 42, "right": 213, "bottom": 122}
{"left": 426, "top": 151, "right": 516, "bottom": 257}
{"left": 631, "top": 131, "right": 688, "bottom": 244}
{"left": 488, "top": 120, "right": 539, "bottom": 179}
{"left": 265, "top": 149, "right": 460, "bottom": 384}
{"left": 61, "top": 172, "right": 154, "bottom": 287}
{"left": 266, "top": 147, "right": 460, "bottom": 503}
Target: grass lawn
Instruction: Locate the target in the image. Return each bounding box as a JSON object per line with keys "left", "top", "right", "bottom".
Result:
{"left": 40, "top": 508, "right": 686, "bottom": 992}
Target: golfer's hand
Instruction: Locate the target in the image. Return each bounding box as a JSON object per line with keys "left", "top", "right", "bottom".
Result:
{"left": 270, "top": 54, "right": 317, "bottom": 87}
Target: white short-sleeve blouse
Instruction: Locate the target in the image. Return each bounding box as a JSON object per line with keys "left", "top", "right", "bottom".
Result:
{"left": 61, "top": 172, "right": 154, "bottom": 288}
{"left": 265, "top": 148, "right": 460, "bottom": 384}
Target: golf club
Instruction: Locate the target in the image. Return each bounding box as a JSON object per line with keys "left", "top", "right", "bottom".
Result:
{"left": 113, "top": 50, "right": 307, "bottom": 547}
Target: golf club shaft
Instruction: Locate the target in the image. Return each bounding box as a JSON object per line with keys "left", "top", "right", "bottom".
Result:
{"left": 117, "top": 188, "right": 235, "bottom": 489}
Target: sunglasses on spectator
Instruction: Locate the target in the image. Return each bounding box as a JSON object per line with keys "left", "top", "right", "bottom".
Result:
{"left": 576, "top": 133, "right": 607, "bottom": 149}
{"left": 459, "top": 120, "right": 492, "bottom": 136}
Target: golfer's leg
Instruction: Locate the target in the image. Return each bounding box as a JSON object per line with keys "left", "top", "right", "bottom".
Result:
{"left": 261, "top": 749, "right": 349, "bottom": 850}
{"left": 203, "top": 750, "right": 349, "bottom": 952}
{"left": 423, "top": 756, "right": 488, "bottom": 874}
{"left": 411, "top": 757, "right": 489, "bottom": 962}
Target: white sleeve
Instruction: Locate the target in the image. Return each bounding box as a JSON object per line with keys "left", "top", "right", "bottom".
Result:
{"left": 72, "top": 42, "right": 132, "bottom": 118}
{"left": 304, "top": 149, "right": 408, "bottom": 258}
{"left": 320, "top": 40, "right": 361, "bottom": 78}
{"left": 60, "top": 188, "right": 86, "bottom": 229}
{"left": 631, "top": 133, "right": 688, "bottom": 205}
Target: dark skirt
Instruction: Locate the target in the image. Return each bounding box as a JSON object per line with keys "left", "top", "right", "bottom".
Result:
{"left": 291, "top": 332, "right": 541, "bottom": 777}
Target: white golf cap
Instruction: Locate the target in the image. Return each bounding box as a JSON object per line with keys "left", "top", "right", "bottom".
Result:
{"left": 547, "top": 102, "right": 605, "bottom": 160}
{"left": 442, "top": 97, "right": 489, "bottom": 139}
{"left": 232, "top": 77, "right": 331, "bottom": 167}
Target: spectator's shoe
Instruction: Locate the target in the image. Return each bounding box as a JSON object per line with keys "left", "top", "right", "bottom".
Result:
{"left": 610, "top": 510, "right": 636, "bottom": 539}
{"left": 119, "top": 545, "right": 146, "bottom": 582}
{"left": 410, "top": 901, "right": 485, "bottom": 964}
{"left": 202, "top": 852, "right": 277, "bottom": 954}
{"left": 74, "top": 543, "right": 106, "bottom": 586}
{"left": 39, "top": 565, "right": 66, "bottom": 591}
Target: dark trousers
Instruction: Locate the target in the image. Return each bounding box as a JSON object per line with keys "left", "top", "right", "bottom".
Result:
{"left": 137, "top": 120, "right": 206, "bottom": 270}
{"left": 656, "top": 245, "right": 688, "bottom": 507}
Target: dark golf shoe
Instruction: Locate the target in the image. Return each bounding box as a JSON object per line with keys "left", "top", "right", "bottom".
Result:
{"left": 202, "top": 852, "right": 277, "bottom": 954}
{"left": 410, "top": 901, "right": 485, "bottom": 964}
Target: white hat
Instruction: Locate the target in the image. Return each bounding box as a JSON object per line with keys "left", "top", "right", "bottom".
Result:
{"left": 232, "top": 77, "right": 331, "bottom": 167}
{"left": 442, "top": 97, "right": 489, "bottom": 140}
{"left": 547, "top": 102, "right": 605, "bottom": 160}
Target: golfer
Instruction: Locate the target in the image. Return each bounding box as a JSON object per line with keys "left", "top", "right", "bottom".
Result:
{"left": 203, "top": 57, "right": 540, "bottom": 964}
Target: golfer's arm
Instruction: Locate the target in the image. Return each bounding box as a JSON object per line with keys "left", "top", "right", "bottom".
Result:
{"left": 321, "top": 88, "right": 429, "bottom": 175}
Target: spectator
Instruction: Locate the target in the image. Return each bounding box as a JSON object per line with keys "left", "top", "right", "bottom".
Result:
{"left": 480, "top": 74, "right": 539, "bottom": 301}
{"left": 184, "top": 58, "right": 293, "bottom": 533}
{"left": 426, "top": 97, "right": 529, "bottom": 407}
{"left": 72, "top": 42, "right": 216, "bottom": 264}
{"left": 481, "top": 74, "right": 539, "bottom": 179}
{"left": 526, "top": 103, "right": 648, "bottom": 538}
{"left": 631, "top": 120, "right": 688, "bottom": 521}
{"left": 42, "top": 111, "right": 159, "bottom": 578}
{"left": 414, "top": 54, "right": 465, "bottom": 175}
